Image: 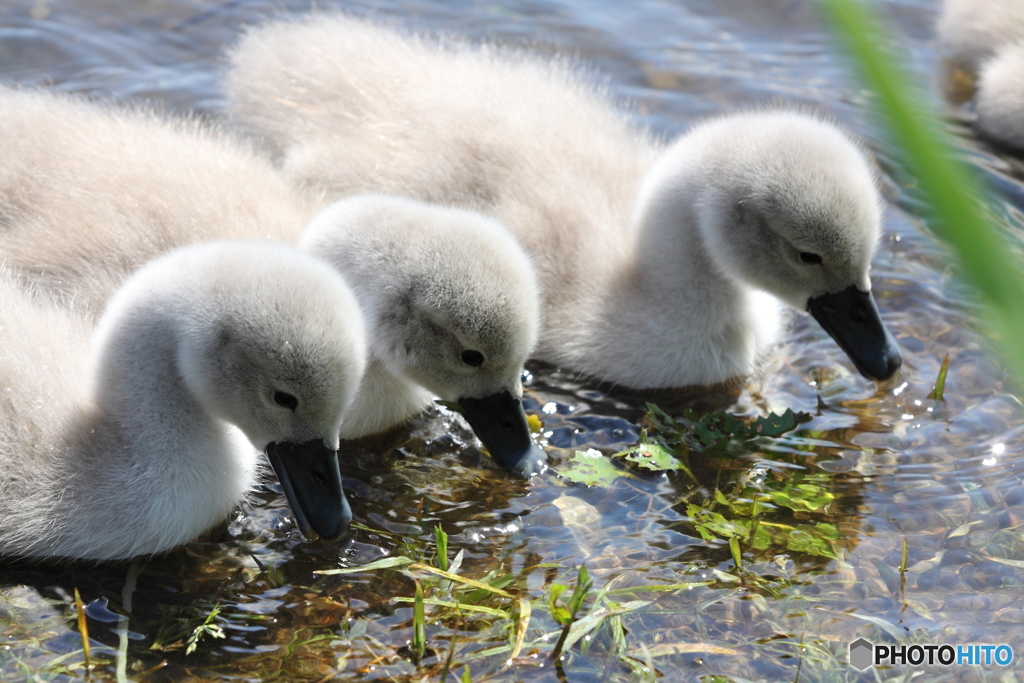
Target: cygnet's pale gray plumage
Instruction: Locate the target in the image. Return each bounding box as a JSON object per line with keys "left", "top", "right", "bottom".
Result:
{"left": 0, "top": 242, "right": 367, "bottom": 560}
{"left": 936, "top": 0, "right": 1024, "bottom": 76}
{"left": 301, "top": 195, "right": 539, "bottom": 437}
{"left": 224, "top": 15, "right": 901, "bottom": 388}
{"left": 0, "top": 87, "right": 321, "bottom": 315}
{"left": 937, "top": 0, "right": 1024, "bottom": 150}
{"left": 974, "top": 40, "right": 1024, "bottom": 151}
{"left": 0, "top": 87, "right": 545, "bottom": 474}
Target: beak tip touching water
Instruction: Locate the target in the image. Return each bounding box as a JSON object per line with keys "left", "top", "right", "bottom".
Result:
{"left": 508, "top": 443, "right": 550, "bottom": 478}
{"left": 807, "top": 285, "right": 902, "bottom": 382}
{"left": 866, "top": 339, "right": 903, "bottom": 382}
{"left": 458, "top": 390, "right": 549, "bottom": 478}
{"left": 265, "top": 440, "right": 352, "bottom": 542}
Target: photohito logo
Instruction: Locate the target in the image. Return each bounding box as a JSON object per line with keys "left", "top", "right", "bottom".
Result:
{"left": 849, "top": 639, "right": 1014, "bottom": 670}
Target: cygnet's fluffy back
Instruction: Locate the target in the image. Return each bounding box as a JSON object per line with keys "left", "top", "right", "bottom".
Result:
{"left": 225, "top": 14, "right": 656, "bottom": 299}
{"left": 975, "top": 40, "right": 1024, "bottom": 151}
{"left": 0, "top": 87, "right": 545, "bottom": 462}
{"left": 936, "top": 0, "right": 1024, "bottom": 150}
{"left": 0, "top": 86, "right": 318, "bottom": 314}
{"left": 225, "top": 15, "right": 900, "bottom": 387}
{"left": 937, "top": 0, "right": 1024, "bottom": 74}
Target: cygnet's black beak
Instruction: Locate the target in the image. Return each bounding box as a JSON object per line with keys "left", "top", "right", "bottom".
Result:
{"left": 807, "top": 284, "right": 902, "bottom": 381}
{"left": 458, "top": 390, "right": 548, "bottom": 477}
{"left": 265, "top": 439, "right": 351, "bottom": 541}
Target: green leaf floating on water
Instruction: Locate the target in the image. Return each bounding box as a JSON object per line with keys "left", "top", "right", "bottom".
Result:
{"left": 623, "top": 442, "right": 684, "bottom": 471}
{"left": 754, "top": 409, "right": 812, "bottom": 437}
{"left": 562, "top": 449, "right": 636, "bottom": 486}
{"left": 562, "top": 406, "right": 812, "bottom": 486}
{"left": 614, "top": 406, "right": 812, "bottom": 474}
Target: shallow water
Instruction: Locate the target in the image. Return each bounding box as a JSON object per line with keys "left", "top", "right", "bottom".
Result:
{"left": 3, "top": 0, "right": 1024, "bottom": 681}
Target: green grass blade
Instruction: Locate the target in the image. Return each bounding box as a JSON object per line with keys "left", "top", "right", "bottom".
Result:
{"left": 567, "top": 564, "right": 592, "bottom": 617}
{"left": 406, "top": 563, "right": 515, "bottom": 598}
{"left": 511, "top": 599, "right": 531, "bottom": 660}
{"left": 314, "top": 556, "right": 414, "bottom": 575}
{"left": 434, "top": 524, "right": 449, "bottom": 572}
{"left": 391, "top": 597, "right": 509, "bottom": 618}
{"left": 927, "top": 354, "right": 950, "bottom": 401}
{"left": 412, "top": 580, "right": 426, "bottom": 664}
{"left": 604, "top": 581, "right": 714, "bottom": 595}
{"left": 728, "top": 536, "right": 742, "bottom": 570}
{"left": 73, "top": 588, "right": 91, "bottom": 675}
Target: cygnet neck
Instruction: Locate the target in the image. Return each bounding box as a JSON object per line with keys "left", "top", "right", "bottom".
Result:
{"left": 73, "top": 289, "right": 255, "bottom": 558}
{"left": 584, "top": 143, "right": 776, "bottom": 389}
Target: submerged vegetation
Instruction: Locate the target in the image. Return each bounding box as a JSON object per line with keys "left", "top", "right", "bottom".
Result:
{"left": 561, "top": 404, "right": 842, "bottom": 561}
{"left": 0, "top": 391, "right": 901, "bottom": 681}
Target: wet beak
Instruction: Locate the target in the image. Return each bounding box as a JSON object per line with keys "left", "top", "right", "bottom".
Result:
{"left": 265, "top": 440, "right": 351, "bottom": 542}
{"left": 807, "top": 284, "right": 902, "bottom": 381}
{"left": 458, "top": 390, "right": 548, "bottom": 477}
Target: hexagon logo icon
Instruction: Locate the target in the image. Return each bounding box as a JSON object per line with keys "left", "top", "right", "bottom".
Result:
{"left": 849, "top": 638, "right": 874, "bottom": 670}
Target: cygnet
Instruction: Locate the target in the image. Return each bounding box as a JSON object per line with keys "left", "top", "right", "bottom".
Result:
{"left": 0, "top": 242, "right": 367, "bottom": 560}
{"left": 224, "top": 15, "right": 902, "bottom": 387}
{"left": 936, "top": 0, "right": 1024, "bottom": 150}
{"left": 0, "top": 86, "right": 545, "bottom": 475}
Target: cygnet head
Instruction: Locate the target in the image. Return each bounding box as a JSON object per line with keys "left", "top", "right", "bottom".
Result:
{"left": 652, "top": 111, "right": 902, "bottom": 380}
{"left": 94, "top": 242, "right": 367, "bottom": 540}
{"left": 300, "top": 194, "right": 546, "bottom": 475}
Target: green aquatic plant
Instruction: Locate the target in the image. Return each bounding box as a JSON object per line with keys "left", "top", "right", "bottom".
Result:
{"left": 687, "top": 489, "right": 840, "bottom": 561}
{"left": 411, "top": 580, "right": 426, "bottom": 664}
{"left": 561, "top": 404, "right": 812, "bottom": 487}
{"left": 72, "top": 588, "right": 91, "bottom": 674}
{"left": 150, "top": 597, "right": 246, "bottom": 654}
{"left": 547, "top": 563, "right": 592, "bottom": 664}
{"left": 434, "top": 524, "right": 449, "bottom": 572}
{"left": 644, "top": 404, "right": 812, "bottom": 455}
{"left": 185, "top": 604, "right": 226, "bottom": 655}
{"left": 316, "top": 540, "right": 662, "bottom": 675}
{"left": 928, "top": 354, "right": 950, "bottom": 401}
{"left": 562, "top": 404, "right": 838, "bottom": 559}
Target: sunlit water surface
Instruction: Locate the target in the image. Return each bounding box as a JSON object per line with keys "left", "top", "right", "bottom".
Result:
{"left": 3, "top": 0, "right": 1024, "bottom": 681}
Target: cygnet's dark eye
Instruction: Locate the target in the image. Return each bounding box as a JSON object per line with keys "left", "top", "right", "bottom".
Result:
{"left": 799, "top": 252, "right": 823, "bottom": 265}
{"left": 273, "top": 391, "right": 299, "bottom": 411}
{"left": 461, "top": 349, "right": 485, "bottom": 368}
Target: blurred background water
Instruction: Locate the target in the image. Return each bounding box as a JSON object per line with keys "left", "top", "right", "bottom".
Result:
{"left": 3, "top": 0, "right": 1024, "bottom": 681}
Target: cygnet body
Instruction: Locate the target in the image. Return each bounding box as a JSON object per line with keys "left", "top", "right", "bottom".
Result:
{"left": 0, "top": 242, "right": 367, "bottom": 560}
{"left": 0, "top": 87, "right": 320, "bottom": 315}
{"left": 974, "top": 40, "right": 1024, "bottom": 151}
{"left": 225, "top": 15, "right": 901, "bottom": 388}
{"left": 936, "top": 0, "right": 1024, "bottom": 76}
{"left": 937, "top": 0, "right": 1024, "bottom": 150}
{"left": 0, "top": 87, "right": 544, "bottom": 475}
